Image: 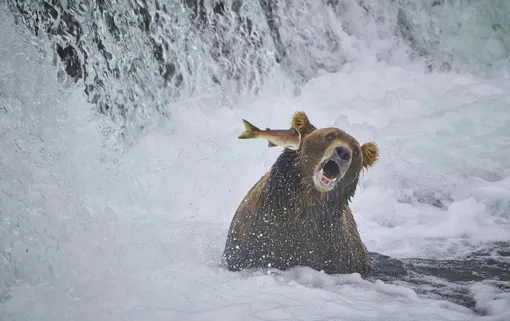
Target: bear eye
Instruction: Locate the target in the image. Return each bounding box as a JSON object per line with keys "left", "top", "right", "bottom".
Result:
{"left": 326, "top": 134, "right": 334, "bottom": 141}
{"left": 353, "top": 146, "right": 359, "bottom": 156}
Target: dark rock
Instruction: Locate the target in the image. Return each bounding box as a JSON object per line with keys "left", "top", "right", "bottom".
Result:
{"left": 258, "top": 0, "right": 286, "bottom": 63}
{"left": 56, "top": 44, "right": 82, "bottom": 80}
{"left": 367, "top": 242, "right": 510, "bottom": 312}
{"left": 368, "top": 251, "right": 408, "bottom": 280}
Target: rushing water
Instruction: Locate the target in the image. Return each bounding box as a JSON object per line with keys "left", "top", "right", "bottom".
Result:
{"left": 6, "top": 0, "right": 510, "bottom": 141}
{"left": 1, "top": 1, "right": 510, "bottom": 320}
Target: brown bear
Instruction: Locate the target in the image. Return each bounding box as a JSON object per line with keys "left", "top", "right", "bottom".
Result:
{"left": 222, "top": 111, "right": 379, "bottom": 276}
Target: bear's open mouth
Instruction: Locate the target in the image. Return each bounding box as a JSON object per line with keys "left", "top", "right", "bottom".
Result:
{"left": 317, "top": 159, "right": 340, "bottom": 187}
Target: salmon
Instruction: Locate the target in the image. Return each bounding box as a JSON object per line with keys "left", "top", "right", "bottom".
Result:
{"left": 238, "top": 119, "right": 302, "bottom": 150}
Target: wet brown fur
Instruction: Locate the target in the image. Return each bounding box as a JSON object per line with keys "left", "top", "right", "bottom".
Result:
{"left": 222, "top": 112, "right": 379, "bottom": 276}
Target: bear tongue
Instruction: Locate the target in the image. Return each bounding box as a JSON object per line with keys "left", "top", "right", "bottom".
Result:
{"left": 320, "top": 168, "right": 337, "bottom": 185}
{"left": 320, "top": 172, "right": 336, "bottom": 185}
{"left": 321, "top": 176, "right": 331, "bottom": 185}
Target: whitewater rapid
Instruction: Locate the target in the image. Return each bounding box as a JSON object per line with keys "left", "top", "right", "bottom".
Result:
{"left": 2, "top": 1, "right": 510, "bottom": 321}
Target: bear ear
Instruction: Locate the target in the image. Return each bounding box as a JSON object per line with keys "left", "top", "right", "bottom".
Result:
{"left": 291, "top": 111, "right": 316, "bottom": 137}
{"left": 361, "top": 142, "right": 379, "bottom": 169}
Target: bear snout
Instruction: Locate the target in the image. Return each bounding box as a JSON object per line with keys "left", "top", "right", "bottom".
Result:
{"left": 335, "top": 146, "right": 351, "bottom": 161}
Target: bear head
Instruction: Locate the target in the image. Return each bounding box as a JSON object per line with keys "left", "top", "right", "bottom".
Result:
{"left": 291, "top": 111, "right": 379, "bottom": 193}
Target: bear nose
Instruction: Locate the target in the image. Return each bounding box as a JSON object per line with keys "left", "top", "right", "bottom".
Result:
{"left": 335, "top": 146, "right": 351, "bottom": 161}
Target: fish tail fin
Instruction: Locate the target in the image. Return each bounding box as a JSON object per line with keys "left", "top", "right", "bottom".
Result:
{"left": 238, "top": 119, "right": 260, "bottom": 139}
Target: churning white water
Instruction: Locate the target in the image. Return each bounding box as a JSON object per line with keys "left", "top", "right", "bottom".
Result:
{"left": 1, "top": 1, "right": 510, "bottom": 320}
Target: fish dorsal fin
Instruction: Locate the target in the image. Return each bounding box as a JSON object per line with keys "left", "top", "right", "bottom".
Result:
{"left": 268, "top": 141, "right": 277, "bottom": 147}
{"left": 264, "top": 127, "right": 270, "bottom": 131}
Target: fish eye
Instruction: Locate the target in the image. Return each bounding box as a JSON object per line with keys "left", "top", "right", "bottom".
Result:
{"left": 326, "top": 133, "right": 334, "bottom": 141}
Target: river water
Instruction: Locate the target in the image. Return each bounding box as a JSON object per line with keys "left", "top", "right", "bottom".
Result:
{"left": 1, "top": 1, "right": 510, "bottom": 320}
